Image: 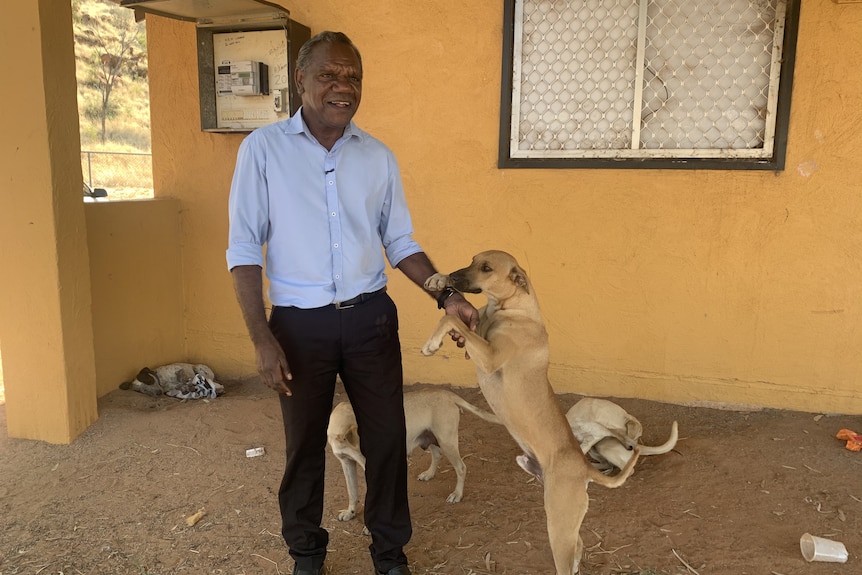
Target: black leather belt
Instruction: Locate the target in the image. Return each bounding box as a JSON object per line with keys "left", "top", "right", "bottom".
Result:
{"left": 334, "top": 287, "right": 386, "bottom": 310}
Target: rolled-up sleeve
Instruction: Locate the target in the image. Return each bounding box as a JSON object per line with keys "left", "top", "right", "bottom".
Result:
{"left": 379, "top": 151, "right": 423, "bottom": 268}
{"left": 226, "top": 136, "right": 269, "bottom": 271}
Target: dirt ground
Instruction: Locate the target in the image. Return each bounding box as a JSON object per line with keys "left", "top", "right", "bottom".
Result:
{"left": 1, "top": 378, "right": 861, "bottom": 575}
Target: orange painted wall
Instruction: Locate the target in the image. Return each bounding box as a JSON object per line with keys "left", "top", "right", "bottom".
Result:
{"left": 85, "top": 200, "right": 185, "bottom": 396}
{"left": 0, "top": 0, "right": 98, "bottom": 442}
{"left": 145, "top": 0, "right": 862, "bottom": 413}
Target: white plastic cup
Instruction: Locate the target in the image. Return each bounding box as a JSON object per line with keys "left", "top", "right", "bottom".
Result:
{"left": 800, "top": 532, "right": 848, "bottom": 563}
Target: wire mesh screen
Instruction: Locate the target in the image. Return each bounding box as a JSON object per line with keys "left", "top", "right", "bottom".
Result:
{"left": 510, "top": 0, "right": 787, "bottom": 160}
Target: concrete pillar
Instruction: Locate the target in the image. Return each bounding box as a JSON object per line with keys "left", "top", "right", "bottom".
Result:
{"left": 0, "top": 0, "right": 99, "bottom": 443}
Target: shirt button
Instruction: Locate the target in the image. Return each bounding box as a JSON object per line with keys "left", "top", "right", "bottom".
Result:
{"left": 331, "top": 212, "right": 336, "bottom": 217}
{"left": 328, "top": 180, "right": 334, "bottom": 185}
{"left": 333, "top": 243, "right": 339, "bottom": 248}
{"left": 335, "top": 274, "right": 340, "bottom": 279}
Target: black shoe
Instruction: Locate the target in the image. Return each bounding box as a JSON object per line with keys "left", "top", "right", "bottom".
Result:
{"left": 377, "top": 566, "right": 411, "bottom": 575}
{"left": 293, "top": 567, "right": 323, "bottom": 575}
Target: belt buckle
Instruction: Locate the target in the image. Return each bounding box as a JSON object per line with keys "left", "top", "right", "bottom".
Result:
{"left": 334, "top": 300, "right": 355, "bottom": 310}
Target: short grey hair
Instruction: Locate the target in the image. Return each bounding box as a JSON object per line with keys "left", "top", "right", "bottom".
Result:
{"left": 296, "top": 31, "right": 363, "bottom": 74}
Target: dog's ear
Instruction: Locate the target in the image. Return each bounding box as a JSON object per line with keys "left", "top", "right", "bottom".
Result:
{"left": 136, "top": 368, "right": 156, "bottom": 386}
{"left": 510, "top": 266, "right": 530, "bottom": 294}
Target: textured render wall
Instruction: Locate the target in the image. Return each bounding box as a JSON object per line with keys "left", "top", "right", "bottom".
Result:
{"left": 148, "top": 0, "right": 862, "bottom": 413}
{"left": 85, "top": 200, "right": 184, "bottom": 397}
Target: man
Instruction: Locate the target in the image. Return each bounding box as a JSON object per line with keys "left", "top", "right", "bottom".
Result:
{"left": 226, "top": 31, "right": 477, "bottom": 575}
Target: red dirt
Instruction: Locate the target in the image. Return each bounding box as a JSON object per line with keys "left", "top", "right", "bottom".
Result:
{"left": 1, "top": 379, "right": 860, "bottom": 574}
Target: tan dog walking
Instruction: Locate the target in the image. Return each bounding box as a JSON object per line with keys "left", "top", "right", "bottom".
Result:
{"left": 327, "top": 388, "right": 501, "bottom": 523}
{"left": 421, "top": 250, "right": 638, "bottom": 575}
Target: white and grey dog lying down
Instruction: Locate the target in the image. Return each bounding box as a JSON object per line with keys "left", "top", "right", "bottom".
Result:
{"left": 120, "top": 363, "right": 224, "bottom": 399}
{"left": 566, "top": 397, "right": 679, "bottom": 472}
{"left": 327, "top": 388, "right": 501, "bottom": 522}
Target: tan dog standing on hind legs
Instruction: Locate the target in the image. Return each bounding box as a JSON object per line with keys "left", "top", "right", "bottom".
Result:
{"left": 421, "top": 250, "right": 639, "bottom": 575}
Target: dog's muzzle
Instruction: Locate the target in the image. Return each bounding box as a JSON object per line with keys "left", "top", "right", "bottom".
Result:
{"left": 447, "top": 272, "right": 481, "bottom": 294}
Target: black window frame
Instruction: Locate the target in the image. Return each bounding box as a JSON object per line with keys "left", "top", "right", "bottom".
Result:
{"left": 498, "top": 0, "right": 802, "bottom": 170}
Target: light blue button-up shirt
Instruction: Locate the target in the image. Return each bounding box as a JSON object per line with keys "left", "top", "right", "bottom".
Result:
{"left": 226, "top": 110, "right": 423, "bottom": 308}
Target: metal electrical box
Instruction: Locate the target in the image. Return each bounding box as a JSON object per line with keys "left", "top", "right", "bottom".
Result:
{"left": 121, "top": 0, "right": 310, "bottom": 133}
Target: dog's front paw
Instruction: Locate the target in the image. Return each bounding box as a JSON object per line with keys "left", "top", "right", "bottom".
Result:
{"left": 423, "top": 273, "right": 449, "bottom": 291}
{"left": 421, "top": 338, "right": 442, "bottom": 356}
{"left": 446, "top": 491, "right": 463, "bottom": 503}
{"left": 417, "top": 469, "right": 435, "bottom": 482}
{"left": 337, "top": 509, "right": 356, "bottom": 521}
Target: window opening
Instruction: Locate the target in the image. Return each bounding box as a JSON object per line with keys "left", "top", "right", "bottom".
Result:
{"left": 500, "top": 0, "right": 800, "bottom": 169}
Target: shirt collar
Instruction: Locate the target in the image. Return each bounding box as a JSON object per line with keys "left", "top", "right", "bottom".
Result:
{"left": 283, "top": 107, "right": 365, "bottom": 144}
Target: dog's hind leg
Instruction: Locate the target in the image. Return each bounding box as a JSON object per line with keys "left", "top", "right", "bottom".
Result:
{"left": 437, "top": 440, "right": 467, "bottom": 503}
{"left": 417, "top": 443, "right": 442, "bottom": 483}
{"left": 336, "top": 456, "right": 363, "bottom": 521}
{"left": 415, "top": 428, "right": 443, "bottom": 484}
{"left": 544, "top": 463, "right": 589, "bottom": 574}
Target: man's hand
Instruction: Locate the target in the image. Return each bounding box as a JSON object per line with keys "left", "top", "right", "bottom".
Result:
{"left": 443, "top": 293, "right": 478, "bottom": 354}
{"left": 393, "top": 252, "right": 479, "bottom": 358}
{"left": 231, "top": 265, "right": 293, "bottom": 396}
{"left": 254, "top": 331, "right": 293, "bottom": 396}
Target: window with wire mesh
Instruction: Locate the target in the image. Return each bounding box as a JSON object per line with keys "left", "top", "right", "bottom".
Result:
{"left": 499, "top": 0, "right": 799, "bottom": 169}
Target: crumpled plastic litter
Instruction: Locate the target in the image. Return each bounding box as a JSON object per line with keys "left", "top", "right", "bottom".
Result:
{"left": 165, "top": 373, "right": 220, "bottom": 400}
{"left": 835, "top": 429, "right": 862, "bottom": 452}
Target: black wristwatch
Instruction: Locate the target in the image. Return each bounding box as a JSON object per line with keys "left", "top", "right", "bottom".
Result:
{"left": 436, "top": 287, "right": 458, "bottom": 309}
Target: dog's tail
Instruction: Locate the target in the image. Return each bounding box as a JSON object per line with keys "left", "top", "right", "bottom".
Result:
{"left": 638, "top": 421, "right": 678, "bottom": 456}
{"left": 448, "top": 392, "right": 502, "bottom": 425}
{"left": 589, "top": 447, "right": 640, "bottom": 488}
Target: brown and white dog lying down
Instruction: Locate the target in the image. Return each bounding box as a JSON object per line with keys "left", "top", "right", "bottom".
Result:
{"left": 120, "top": 363, "right": 224, "bottom": 399}
{"left": 327, "top": 388, "right": 501, "bottom": 522}
{"left": 421, "top": 250, "right": 639, "bottom": 575}
{"left": 566, "top": 397, "right": 678, "bottom": 472}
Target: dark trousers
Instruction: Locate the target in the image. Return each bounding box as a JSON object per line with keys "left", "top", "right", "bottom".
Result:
{"left": 269, "top": 292, "right": 411, "bottom": 573}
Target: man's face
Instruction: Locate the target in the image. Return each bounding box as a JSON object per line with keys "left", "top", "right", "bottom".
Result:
{"left": 296, "top": 42, "right": 363, "bottom": 137}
